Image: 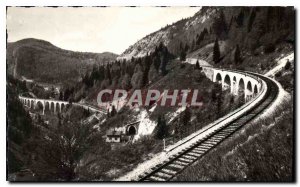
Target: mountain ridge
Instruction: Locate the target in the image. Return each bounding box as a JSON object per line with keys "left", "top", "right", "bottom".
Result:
{"left": 8, "top": 38, "right": 118, "bottom": 56}
{"left": 118, "top": 7, "right": 294, "bottom": 62}
{"left": 7, "top": 38, "right": 118, "bottom": 85}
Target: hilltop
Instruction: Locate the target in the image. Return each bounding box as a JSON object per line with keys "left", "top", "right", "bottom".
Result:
{"left": 7, "top": 38, "right": 118, "bottom": 84}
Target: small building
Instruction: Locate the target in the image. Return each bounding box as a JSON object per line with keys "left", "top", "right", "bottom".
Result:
{"left": 105, "top": 127, "right": 131, "bottom": 143}
{"left": 106, "top": 129, "right": 123, "bottom": 143}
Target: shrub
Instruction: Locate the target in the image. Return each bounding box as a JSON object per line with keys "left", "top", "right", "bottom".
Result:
{"left": 285, "top": 61, "right": 291, "bottom": 70}
{"left": 264, "top": 44, "right": 276, "bottom": 54}
{"left": 275, "top": 71, "right": 282, "bottom": 78}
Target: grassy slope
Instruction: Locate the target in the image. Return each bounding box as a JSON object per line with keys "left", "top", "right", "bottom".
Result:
{"left": 172, "top": 49, "right": 295, "bottom": 182}
{"left": 175, "top": 99, "right": 294, "bottom": 181}
{"left": 275, "top": 59, "right": 294, "bottom": 93}
{"left": 76, "top": 60, "right": 245, "bottom": 180}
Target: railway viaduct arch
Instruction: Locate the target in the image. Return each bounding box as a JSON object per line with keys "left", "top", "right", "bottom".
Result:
{"left": 18, "top": 96, "right": 106, "bottom": 115}
{"left": 202, "top": 67, "right": 262, "bottom": 102}
{"left": 18, "top": 97, "right": 69, "bottom": 115}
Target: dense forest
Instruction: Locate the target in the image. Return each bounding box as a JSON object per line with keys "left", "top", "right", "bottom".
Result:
{"left": 60, "top": 42, "right": 174, "bottom": 104}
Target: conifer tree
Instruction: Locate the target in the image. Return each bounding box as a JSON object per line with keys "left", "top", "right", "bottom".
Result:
{"left": 179, "top": 42, "right": 187, "bottom": 61}
{"left": 105, "top": 65, "right": 112, "bottom": 84}
{"left": 236, "top": 9, "right": 245, "bottom": 27}
{"left": 216, "top": 94, "right": 223, "bottom": 118}
{"left": 285, "top": 60, "right": 291, "bottom": 70}
{"left": 156, "top": 115, "right": 168, "bottom": 139}
{"left": 142, "top": 55, "right": 151, "bottom": 87}
{"left": 159, "top": 47, "right": 169, "bottom": 75}
{"left": 234, "top": 44, "right": 242, "bottom": 65}
{"left": 59, "top": 91, "right": 63, "bottom": 100}
{"left": 213, "top": 38, "right": 221, "bottom": 64}
{"left": 182, "top": 107, "right": 191, "bottom": 127}
{"left": 153, "top": 55, "right": 161, "bottom": 71}
{"left": 247, "top": 8, "right": 256, "bottom": 32}
{"left": 110, "top": 105, "right": 117, "bottom": 117}
{"left": 195, "top": 60, "right": 200, "bottom": 69}
{"left": 180, "top": 50, "right": 186, "bottom": 61}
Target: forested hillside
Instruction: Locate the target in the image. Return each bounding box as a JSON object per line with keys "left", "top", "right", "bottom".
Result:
{"left": 7, "top": 76, "right": 33, "bottom": 175}
{"left": 62, "top": 43, "right": 173, "bottom": 104}
{"left": 119, "top": 7, "right": 294, "bottom": 70}
{"left": 7, "top": 38, "right": 117, "bottom": 84}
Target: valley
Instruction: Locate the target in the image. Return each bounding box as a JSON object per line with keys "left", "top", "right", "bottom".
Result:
{"left": 6, "top": 6, "right": 294, "bottom": 182}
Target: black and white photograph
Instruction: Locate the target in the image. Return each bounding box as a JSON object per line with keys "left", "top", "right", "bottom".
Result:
{"left": 5, "top": 4, "right": 296, "bottom": 183}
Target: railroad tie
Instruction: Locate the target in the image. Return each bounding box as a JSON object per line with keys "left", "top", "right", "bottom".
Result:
{"left": 206, "top": 138, "right": 222, "bottom": 143}
{"left": 210, "top": 136, "right": 224, "bottom": 140}
{"left": 161, "top": 168, "right": 177, "bottom": 175}
{"left": 215, "top": 133, "right": 230, "bottom": 137}
{"left": 186, "top": 152, "right": 201, "bottom": 157}
{"left": 201, "top": 142, "right": 216, "bottom": 147}
{"left": 174, "top": 160, "right": 190, "bottom": 166}
{"left": 148, "top": 175, "right": 166, "bottom": 181}
{"left": 205, "top": 138, "right": 221, "bottom": 143}
{"left": 153, "top": 172, "right": 171, "bottom": 180}
{"left": 178, "top": 157, "right": 194, "bottom": 163}
{"left": 196, "top": 145, "right": 211, "bottom": 150}
{"left": 191, "top": 149, "right": 205, "bottom": 154}
{"left": 167, "top": 163, "right": 185, "bottom": 170}
{"left": 181, "top": 154, "right": 197, "bottom": 160}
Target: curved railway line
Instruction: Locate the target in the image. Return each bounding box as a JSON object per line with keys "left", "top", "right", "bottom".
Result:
{"left": 18, "top": 63, "right": 280, "bottom": 182}
{"left": 138, "top": 72, "right": 279, "bottom": 182}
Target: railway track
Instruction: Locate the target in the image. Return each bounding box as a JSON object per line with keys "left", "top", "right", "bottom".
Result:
{"left": 138, "top": 73, "right": 279, "bottom": 182}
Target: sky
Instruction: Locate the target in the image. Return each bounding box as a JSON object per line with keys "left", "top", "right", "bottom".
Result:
{"left": 7, "top": 7, "right": 200, "bottom": 54}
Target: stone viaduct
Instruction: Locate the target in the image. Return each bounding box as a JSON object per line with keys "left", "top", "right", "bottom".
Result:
{"left": 18, "top": 95, "right": 106, "bottom": 115}
{"left": 201, "top": 66, "right": 263, "bottom": 102}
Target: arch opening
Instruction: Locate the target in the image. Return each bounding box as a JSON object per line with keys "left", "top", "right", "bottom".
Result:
{"left": 55, "top": 103, "right": 60, "bottom": 113}
{"left": 254, "top": 85, "right": 258, "bottom": 94}
{"left": 31, "top": 100, "right": 34, "bottom": 109}
{"left": 45, "top": 102, "right": 50, "bottom": 114}
{"left": 127, "top": 126, "right": 137, "bottom": 136}
{"left": 36, "top": 101, "right": 44, "bottom": 113}
{"left": 237, "top": 78, "right": 246, "bottom": 103}
{"left": 247, "top": 81, "right": 253, "bottom": 93}
{"left": 224, "top": 74, "right": 231, "bottom": 91}
{"left": 216, "top": 73, "right": 222, "bottom": 83}
{"left": 238, "top": 79, "right": 245, "bottom": 94}
{"left": 233, "top": 76, "right": 237, "bottom": 83}
{"left": 50, "top": 102, "right": 55, "bottom": 113}
{"left": 61, "top": 103, "right": 65, "bottom": 112}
